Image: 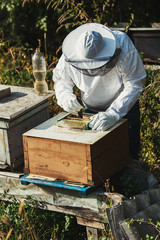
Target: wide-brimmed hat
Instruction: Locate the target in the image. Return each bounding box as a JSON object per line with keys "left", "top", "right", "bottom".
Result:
{"left": 62, "top": 23, "right": 116, "bottom": 69}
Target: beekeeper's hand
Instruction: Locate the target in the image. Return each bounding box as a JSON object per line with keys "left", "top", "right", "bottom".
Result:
{"left": 89, "top": 112, "right": 117, "bottom": 131}
{"left": 62, "top": 94, "right": 82, "bottom": 116}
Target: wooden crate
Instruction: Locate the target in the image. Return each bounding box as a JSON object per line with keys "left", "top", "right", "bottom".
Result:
{"left": 0, "top": 85, "right": 54, "bottom": 169}
{"left": 23, "top": 112, "right": 131, "bottom": 187}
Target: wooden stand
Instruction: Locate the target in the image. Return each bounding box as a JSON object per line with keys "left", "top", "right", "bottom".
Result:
{"left": 77, "top": 217, "right": 105, "bottom": 240}
{"left": 0, "top": 171, "right": 112, "bottom": 240}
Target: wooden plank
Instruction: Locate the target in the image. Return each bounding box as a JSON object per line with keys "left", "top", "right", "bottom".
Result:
{"left": 2, "top": 196, "right": 107, "bottom": 223}
{"left": 25, "top": 174, "right": 57, "bottom": 182}
{"left": 45, "top": 204, "right": 108, "bottom": 223}
{"left": 0, "top": 129, "right": 10, "bottom": 165}
{"left": 20, "top": 175, "right": 93, "bottom": 196}
{"left": 28, "top": 137, "right": 87, "bottom": 160}
{"left": 0, "top": 86, "right": 11, "bottom": 99}
{"left": 85, "top": 144, "right": 93, "bottom": 185}
{"left": 23, "top": 136, "right": 30, "bottom": 174}
{"left": 86, "top": 227, "right": 98, "bottom": 240}
{"left": 0, "top": 172, "right": 23, "bottom": 178}
{"left": 77, "top": 217, "right": 105, "bottom": 229}
{"left": 26, "top": 137, "right": 90, "bottom": 184}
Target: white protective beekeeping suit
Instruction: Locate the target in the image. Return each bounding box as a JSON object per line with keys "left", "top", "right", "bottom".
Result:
{"left": 53, "top": 23, "right": 147, "bottom": 131}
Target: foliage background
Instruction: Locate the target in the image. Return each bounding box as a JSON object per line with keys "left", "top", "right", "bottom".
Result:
{"left": 0, "top": 0, "right": 160, "bottom": 239}
{"left": 1, "top": 0, "right": 160, "bottom": 56}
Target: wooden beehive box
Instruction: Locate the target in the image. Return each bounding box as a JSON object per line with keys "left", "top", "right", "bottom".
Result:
{"left": 0, "top": 85, "right": 54, "bottom": 169}
{"left": 23, "top": 112, "right": 131, "bottom": 187}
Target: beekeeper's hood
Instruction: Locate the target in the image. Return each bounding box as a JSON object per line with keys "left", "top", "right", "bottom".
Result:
{"left": 62, "top": 23, "right": 118, "bottom": 70}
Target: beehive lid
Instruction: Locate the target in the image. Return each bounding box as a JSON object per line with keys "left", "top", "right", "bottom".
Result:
{"left": 24, "top": 112, "right": 127, "bottom": 145}
{"left": 0, "top": 85, "right": 54, "bottom": 120}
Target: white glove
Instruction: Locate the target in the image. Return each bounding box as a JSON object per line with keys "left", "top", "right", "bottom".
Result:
{"left": 62, "top": 94, "right": 82, "bottom": 115}
{"left": 89, "top": 112, "right": 117, "bottom": 131}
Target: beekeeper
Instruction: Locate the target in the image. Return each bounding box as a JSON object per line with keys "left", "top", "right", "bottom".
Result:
{"left": 53, "top": 23, "right": 147, "bottom": 159}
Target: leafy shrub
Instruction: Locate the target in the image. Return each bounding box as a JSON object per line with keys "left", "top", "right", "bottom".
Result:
{"left": 0, "top": 40, "right": 33, "bottom": 87}
{"left": 139, "top": 68, "right": 160, "bottom": 180}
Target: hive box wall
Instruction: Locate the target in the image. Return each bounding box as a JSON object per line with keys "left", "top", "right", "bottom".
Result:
{"left": 23, "top": 137, "right": 93, "bottom": 185}
{"left": 90, "top": 120, "right": 131, "bottom": 186}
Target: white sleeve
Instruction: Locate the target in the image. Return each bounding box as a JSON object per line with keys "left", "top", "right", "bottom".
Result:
{"left": 52, "top": 55, "right": 75, "bottom": 108}
{"left": 106, "top": 39, "right": 147, "bottom": 120}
